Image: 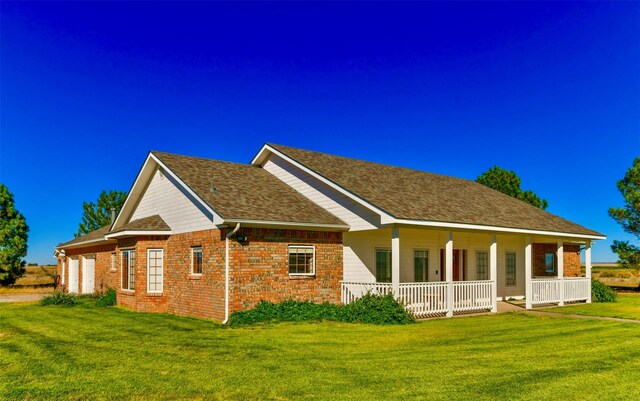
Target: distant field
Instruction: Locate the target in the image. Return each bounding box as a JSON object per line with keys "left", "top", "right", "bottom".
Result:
{"left": 0, "top": 266, "right": 55, "bottom": 295}
{"left": 590, "top": 265, "right": 640, "bottom": 290}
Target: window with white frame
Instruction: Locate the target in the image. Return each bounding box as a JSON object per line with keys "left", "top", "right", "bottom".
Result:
{"left": 191, "top": 246, "right": 203, "bottom": 275}
{"left": 375, "top": 248, "right": 392, "bottom": 283}
{"left": 288, "top": 246, "right": 314, "bottom": 275}
{"left": 544, "top": 252, "right": 556, "bottom": 273}
{"left": 111, "top": 252, "right": 117, "bottom": 272}
{"left": 414, "top": 250, "right": 428, "bottom": 282}
{"left": 121, "top": 249, "right": 136, "bottom": 290}
{"left": 506, "top": 252, "right": 516, "bottom": 286}
{"left": 476, "top": 251, "right": 488, "bottom": 280}
{"left": 147, "top": 249, "right": 164, "bottom": 293}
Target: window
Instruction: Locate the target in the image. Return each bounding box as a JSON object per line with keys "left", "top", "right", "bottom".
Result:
{"left": 414, "top": 250, "right": 428, "bottom": 282}
{"left": 544, "top": 252, "right": 556, "bottom": 273}
{"left": 288, "top": 246, "right": 314, "bottom": 275}
{"left": 111, "top": 252, "right": 117, "bottom": 272}
{"left": 147, "top": 249, "right": 164, "bottom": 293}
{"left": 191, "top": 246, "right": 203, "bottom": 275}
{"left": 506, "top": 252, "right": 516, "bottom": 287}
{"left": 121, "top": 250, "right": 135, "bottom": 290}
{"left": 476, "top": 251, "right": 488, "bottom": 280}
{"left": 376, "top": 249, "right": 391, "bottom": 283}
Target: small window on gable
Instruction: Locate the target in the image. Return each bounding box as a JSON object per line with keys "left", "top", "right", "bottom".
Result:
{"left": 191, "top": 246, "right": 203, "bottom": 275}
{"left": 289, "top": 246, "right": 314, "bottom": 276}
{"left": 545, "top": 252, "right": 556, "bottom": 273}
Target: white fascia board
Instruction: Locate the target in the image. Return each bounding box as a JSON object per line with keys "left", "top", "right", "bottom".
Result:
{"left": 111, "top": 153, "right": 157, "bottom": 230}
{"left": 222, "top": 219, "right": 350, "bottom": 231}
{"left": 105, "top": 230, "right": 172, "bottom": 239}
{"left": 252, "top": 144, "right": 394, "bottom": 223}
{"left": 149, "top": 153, "right": 225, "bottom": 225}
{"left": 58, "top": 238, "right": 115, "bottom": 250}
{"left": 393, "top": 218, "right": 606, "bottom": 240}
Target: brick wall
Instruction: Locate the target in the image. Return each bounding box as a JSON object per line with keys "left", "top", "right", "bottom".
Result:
{"left": 532, "top": 243, "right": 581, "bottom": 277}
{"left": 56, "top": 243, "right": 117, "bottom": 294}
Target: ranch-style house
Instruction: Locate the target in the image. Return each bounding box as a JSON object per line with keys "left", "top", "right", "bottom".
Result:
{"left": 54, "top": 144, "right": 605, "bottom": 321}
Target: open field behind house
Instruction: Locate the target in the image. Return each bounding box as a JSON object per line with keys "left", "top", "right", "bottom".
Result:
{"left": 0, "top": 265, "right": 55, "bottom": 295}
{"left": 1, "top": 300, "right": 640, "bottom": 400}
{"left": 589, "top": 264, "right": 640, "bottom": 290}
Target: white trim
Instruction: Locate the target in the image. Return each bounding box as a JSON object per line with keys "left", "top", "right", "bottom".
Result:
{"left": 146, "top": 248, "right": 164, "bottom": 294}
{"left": 61, "top": 259, "right": 66, "bottom": 285}
{"left": 393, "top": 218, "right": 606, "bottom": 240}
{"left": 288, "top": 245, "right": 316, "bottom": 276}
{"left": 223, "top": 218, "right": 349, "bottom": 230}
{"left": 252, "top": 144, "right": 395, "bottom": 223}
{"left": 121, "top": 249, "right": 136, "bottom": 291}
{"left": 112, "top": 154, "right": 156, "bottom": 229}
{"left": 105, "top": 230, "right": 172, "bottom": 239}
{"left": 59, "top": 238, "right": 115, "bottom": 250}
{"left": 505, "top": 250, "right": 517, "bottom": 287}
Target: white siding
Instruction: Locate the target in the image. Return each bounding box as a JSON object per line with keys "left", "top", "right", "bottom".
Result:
{"left": 262, "top": 154, "right": 380, "bottom": 230}
{"left": 130, "top": 168, "right": 215, "bottom": 234}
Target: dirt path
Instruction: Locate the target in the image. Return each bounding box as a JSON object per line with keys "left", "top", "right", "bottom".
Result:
{"left": 0, "top": 293, "right": 47, "bottom": 303}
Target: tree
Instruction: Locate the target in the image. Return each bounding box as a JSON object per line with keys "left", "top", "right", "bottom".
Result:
{"left": 76, "top": 190, "right": 127, "bottom": 237}
{"left": 608, "top": 157, "right": 640, "bottom": 268}
{"left": 0, "top": 184, "right": 29, "bottom": 285}
{"left": 476, "top": 166, "right": 548, "bottom": 210}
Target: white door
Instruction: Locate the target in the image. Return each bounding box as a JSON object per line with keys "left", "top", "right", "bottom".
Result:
{"left": 82, "top": 256, "right": 95, "bottom": 294}
{"left": 68, "top": 258, "right": 79, "bottom": 294}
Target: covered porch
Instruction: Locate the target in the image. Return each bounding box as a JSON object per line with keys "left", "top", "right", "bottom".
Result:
{"left": 340, "top": 226, "right": 594, "bottom": 318}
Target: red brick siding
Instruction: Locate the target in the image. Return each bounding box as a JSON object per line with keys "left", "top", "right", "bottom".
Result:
{"left": 532, "top": 243, "right": 581, "bottom": 277}
{"left": 56, "top": 243, "right": 117, "bottom": 294}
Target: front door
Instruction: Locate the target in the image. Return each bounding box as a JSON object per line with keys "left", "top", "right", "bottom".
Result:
{"left": 440, "top": 249, "right": 467, "bottom": 281}
{"left": 82, "top": 256, "right": 95, "bottom": 294}
{"left": 68, "top": 258, "right": 79, "bottom": 294}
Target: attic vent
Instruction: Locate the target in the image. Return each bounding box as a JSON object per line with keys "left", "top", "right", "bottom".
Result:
{"left": 210, "top": 179, "right": 216, "bottom": 193}
{"left": 159, "top": 169, "right": 165, "bottom": 179}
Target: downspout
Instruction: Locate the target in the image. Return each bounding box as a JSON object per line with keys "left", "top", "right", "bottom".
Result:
{"left": 222, "top": 223, "right": 240, "bottom": 324}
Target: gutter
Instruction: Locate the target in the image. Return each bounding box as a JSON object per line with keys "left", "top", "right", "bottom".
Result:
{"left": 222, "top": 223, "right": 240, "bottom": 325}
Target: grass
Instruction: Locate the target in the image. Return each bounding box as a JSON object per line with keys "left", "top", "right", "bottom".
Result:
{"left": 1, "top": 302, "right": 640, "bottom": 400}
{"left": 546, "top": 293, "right": 640, "bottom": 321}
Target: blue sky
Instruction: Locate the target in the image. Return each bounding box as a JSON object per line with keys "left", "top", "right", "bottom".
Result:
{"left": 1, "top": 1, "right": 638, "bottom": 264}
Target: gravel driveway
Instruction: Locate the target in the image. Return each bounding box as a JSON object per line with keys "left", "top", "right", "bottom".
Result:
{"left": 0, "top": 293, "right": 48, "bottom": 303}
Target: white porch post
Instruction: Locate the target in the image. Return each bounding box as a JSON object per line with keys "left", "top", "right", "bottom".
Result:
{"left": 585, "top": 240, "right": 592, "bottom": 304}
{"left": 446, "top": 231, "right": 454, "bottom": 317}
{"left": 490, "top": 234, "right": 498, "bottom": 313}
{"left": 525, "top": 236, "right": 532, "bottom": 310}
{"left": 391, "top": 225, "right": 400, "bottom": 297}
{"left": 558, "top": 241, "right": 564, "bottom": 306}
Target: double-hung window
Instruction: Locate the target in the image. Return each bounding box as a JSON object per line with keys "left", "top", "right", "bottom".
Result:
{"left": 122, "top": 249, "right": 136, "bottom": 290}
{"left": 414, "top": 250, "right": 428, "bottom": 282}
{"left": 147, "top": 249, "right": 164, "bottom": 293}
{"left": 288, "top": 246, "right": 314, "bottom": 276}
{"left": 375, "top": 249, "right": 392, "bottom": 283}
{"left": 544, "top": 252, "right": 556, "bottom": 273}
{"left": 191, "top": 246, "right": 203, "bottom": 275}
{"left": 506, "top": 252, "right": 516, "bottom": 287}
{"left": 476, "top": 251, "right": 488, "bottom": 280}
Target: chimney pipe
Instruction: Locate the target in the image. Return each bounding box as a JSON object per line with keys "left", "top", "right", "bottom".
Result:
{"left": 110, "top": 208, "right": 116, "bottom": 224}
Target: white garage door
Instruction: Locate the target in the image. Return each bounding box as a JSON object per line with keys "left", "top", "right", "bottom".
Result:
{"left": 82, "top": 255, "right": 95, "bottom": 294}
{"left": 68, "top": 258, "right": 79, "bottom": 294}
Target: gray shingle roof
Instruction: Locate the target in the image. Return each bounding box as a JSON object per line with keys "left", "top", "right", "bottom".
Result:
{"left": 58, "top": 225, "right": 112, "bottom": 248}
{"left": 152, "top": 152, "right": 347, "bottom": 227}
{"left": 268, "top": 144, "right": 604, "bottom": 237}
{"left": 109, "top": 215, "right": 170, "bottom": 234}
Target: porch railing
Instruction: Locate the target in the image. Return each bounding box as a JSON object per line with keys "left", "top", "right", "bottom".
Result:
{"left": 564, "top": 277, "right": 590, "bottom": 302}
{"left": 531, "top": 278, "right": 561, "bottom": 305}
{"left": 341, "top": 280, "right": 494, "bottom": 317}
{"left": 452, "top": 281, "right": 493, "bottom": 312}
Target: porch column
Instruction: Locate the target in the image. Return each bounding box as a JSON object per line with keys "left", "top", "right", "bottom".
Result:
{"left": 585, "top": 240, "right": 592, "bottom": 304}
{"left": 490, "top": 234, "right": 498, "bottom": 313}
{"left": 558, "top": 241, "right": 564, "bottom": 306}
{"left": 446, "top": 231, "right": 454, "bottom": 317}
{"left": 391, "top": 225, "right": 400, "bottom": 297}
{"left": 525, "top": 236, "right": 532, "bottom": 310}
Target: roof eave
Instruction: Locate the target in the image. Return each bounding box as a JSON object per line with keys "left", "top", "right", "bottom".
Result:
{"left": 104, "top": 230, "right": 172, "bottom": 239}
{"left": 223, "top": 218, "right": 350, "bottom": 231}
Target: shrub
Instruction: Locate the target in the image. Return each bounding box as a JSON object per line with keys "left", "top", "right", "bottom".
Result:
{"left": 598, "top": 271, "right": 616, "bottom": 278}
{"left": 96, "top": 287, "right": 116, "bottom": 307}
{"left": 591, "top": 279, "right": 617, "bottom": 303}
{"left": 40, "top": 292, "right": 79, "bottom": 306}
{"left": 230, "top": 293, "right": 414, "bottom": 326}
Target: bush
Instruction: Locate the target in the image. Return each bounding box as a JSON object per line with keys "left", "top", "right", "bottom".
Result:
{"left": 230, "top": 293, "right": 414, "bottom": 326}
{"left": 40, "top": 292, "right": 79, "bottom": 306}
{"left": 591, "top": 279, "right": 617, "bottom": 303}
{"left": 96, "top": 287, "right": 116, "bottom": 307}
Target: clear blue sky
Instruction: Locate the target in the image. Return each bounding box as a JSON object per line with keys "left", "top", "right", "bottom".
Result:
{"left": 1, "top": 1, "right": 638, "bottom": 264}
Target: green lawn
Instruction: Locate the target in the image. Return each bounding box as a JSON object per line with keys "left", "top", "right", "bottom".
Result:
{"left": 2, "top": 302, "right": 640, "bottom": 400}
{"left": 546, "top": 293, "right": 640, "bottom": 320}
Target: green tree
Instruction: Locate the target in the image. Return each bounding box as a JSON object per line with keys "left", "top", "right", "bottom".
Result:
{"left": 76, "top": 190, "right": 127, "bottom": 237}
{"left": 0, "top": 184, "right": 29, "bottom": 285}
{"left": 608, "top": 157, "right": 640, "bottom": 268}
{"left": 476, "top": 166, "right": 548, "bottom": 210}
